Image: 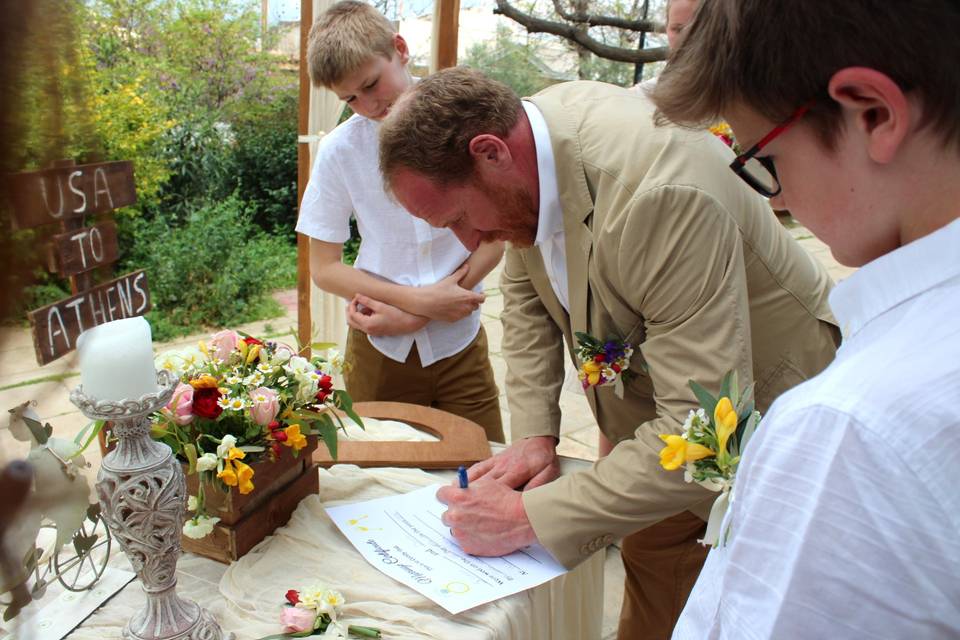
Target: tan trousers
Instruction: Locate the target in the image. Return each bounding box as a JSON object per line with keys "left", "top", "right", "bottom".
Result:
{"left": 342, "top": 326, "right": 505, "bottom": 443}
{"left": 617, "top": 511, "right": 709, "bottom": 640}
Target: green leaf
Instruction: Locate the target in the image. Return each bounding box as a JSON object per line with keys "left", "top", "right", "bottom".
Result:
{"left": 318, "top": 418, "right": 338, "bottom": 460}
{"left": 740, "top": 411, "right": 761, "bottom": 450}
{"left": 311, "top": 341, "right": 338, "bottom": 352}
{"left": 21, "top": 415, "right": 49, "bottom": 445}
{"left": 688, "top": 380, "right": 718, "bottom": 419}
{"left": 728, "top": 370, "right": 739, "bottom": 406}
{"left": 719, "top": 370, "right": 735, "bottom": 402}
{"left": 72, "top": 420, "right": 105, "bottom": 457}
{"left": 736, "top": 383, "right": 755, "bottom": 420}
{"left": 333, "top": 390, "right": 363, "bottom": 428}
{"left": 185, "top": 443, "right": 198, "bottom": 474}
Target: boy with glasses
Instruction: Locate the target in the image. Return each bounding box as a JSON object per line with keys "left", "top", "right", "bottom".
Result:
{"left": 651, "top": 1, "right": 960, "bottom": 637}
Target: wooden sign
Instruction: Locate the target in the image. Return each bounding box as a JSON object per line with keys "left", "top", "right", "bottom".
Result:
{"left": 28, "top": 270, "right": 151, "bottom": 365}
{"left": 47, "top": 221, "right": 119, "bottom": 277}
{"left": 4, "top": 160, "right": 136, "bottom": 230}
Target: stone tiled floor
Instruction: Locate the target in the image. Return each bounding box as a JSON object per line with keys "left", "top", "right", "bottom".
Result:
{"left": 0, "top": 220, "right": 853, "bottom": 640}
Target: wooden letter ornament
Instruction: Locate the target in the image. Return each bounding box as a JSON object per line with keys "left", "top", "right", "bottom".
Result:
{"left": 48, "top": 221, "right": 119, "bottom": 277}
{"left": 28, "top": 270, "right": 151, "bottom": 365}
{"left": 5, "top": 160, "right": 136, "bottom": 230}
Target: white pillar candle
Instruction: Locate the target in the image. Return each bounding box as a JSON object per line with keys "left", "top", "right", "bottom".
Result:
{"left": 77, "top": 317, "right": 159, "bottom": 402}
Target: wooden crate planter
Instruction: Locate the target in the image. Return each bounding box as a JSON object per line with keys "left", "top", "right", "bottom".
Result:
{"left": 181, "top": 438, "right": 320, "bottom": 563}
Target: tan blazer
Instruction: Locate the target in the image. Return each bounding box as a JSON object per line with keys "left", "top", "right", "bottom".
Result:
{"left": 506, "top": 82, "right": 839, "bottom": 568}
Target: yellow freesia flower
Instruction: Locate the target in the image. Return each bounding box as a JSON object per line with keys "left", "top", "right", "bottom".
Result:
{"left": 686, "top": 442, "right": 716, "bottom": 461}
{"left": 235, "top": 460, "right": 255, "bottom": 494}
{"left": 283, "top": 424, "right": 308, "bottom": 452}
{"left": 658, "top": 434, "right": 687, "bottom": 470}
{"left": 246, "top": 344, "right": 261, "bottom": 364}
{"left": 714, "top": 397, "right": 738, "bottom": 454}
{"left": 217, "top": 465, "right": 237, "bottom": 486}
{"left": 580, "top": 361, "right": 603, "bottom": 386}
{"left": 217, "top": 450, "right": 255, "bottom": 494}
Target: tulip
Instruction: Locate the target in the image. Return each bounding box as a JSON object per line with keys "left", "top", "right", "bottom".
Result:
{"left": 166, "top": 383, "right": 195, "bottom": 425}
{"left": 280, "top": 606, "right": 316, "bottom": 633}
{"left": 249, "top": 387, "right": 280, "bottom": 426}
{"left": 209, "top": 329, "right": 240, "bottom": 363}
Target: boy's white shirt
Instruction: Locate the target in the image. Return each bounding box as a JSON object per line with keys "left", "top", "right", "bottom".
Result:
{"left": 673, "top": 217, "right": 960, "bottom": 639}
{"left": 296, "top": 113, "right": 481, "bottom": 366}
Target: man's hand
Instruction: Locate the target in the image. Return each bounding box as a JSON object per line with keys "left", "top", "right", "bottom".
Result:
{"left": 412, "top": 264, "right": 485, "bottom": 322}
{"left": 347, "top": 294, "right": 429, "bottom": 337}
{"left": 437, "top": 477, "right": 537, "bottom": 556}
{"left": 467, "top": 436, "right": 560, "bottom": 490}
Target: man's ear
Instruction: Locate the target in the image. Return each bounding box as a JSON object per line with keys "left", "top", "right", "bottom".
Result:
{"left": 468, "top": 134, "right": 513, "bottom": 173}
{"left": 393, "top": 34, "right": 410, "bottom": 65}
{"left": 828, "top": 67, "right": 910, "bottom": 164}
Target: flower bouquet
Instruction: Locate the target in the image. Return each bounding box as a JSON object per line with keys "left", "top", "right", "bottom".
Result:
{"left": 574, "top": 332, "right": 639, "bottom": 398}
{"left": 153, "top": 329, "right": 362, "bottom": 539}
{"left": 657, "top": 370, "right": 760, "bottom": 547}
{"left": 257, "top": 586, "right": 380, "bottom": 639}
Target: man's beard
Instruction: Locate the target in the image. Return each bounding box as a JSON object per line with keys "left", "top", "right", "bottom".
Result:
{"left": 475, "top": 176, "right": 539, "bottom": 248}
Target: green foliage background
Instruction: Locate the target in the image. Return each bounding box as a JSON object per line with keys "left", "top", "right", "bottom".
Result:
{"left": 7, "top": 0, "right": 300, "bottom": 341}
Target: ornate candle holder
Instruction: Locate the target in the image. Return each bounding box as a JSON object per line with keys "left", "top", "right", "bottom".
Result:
{"left": 70, "top": 369, "right": 233, "bottom": 640}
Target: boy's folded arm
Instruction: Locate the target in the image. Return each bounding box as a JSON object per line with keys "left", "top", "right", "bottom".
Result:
{"left": 403, "top": 240, "right": 505, "bottom": 323}
{"left": 310, "top": 237, "right": 433, "bottom": 317}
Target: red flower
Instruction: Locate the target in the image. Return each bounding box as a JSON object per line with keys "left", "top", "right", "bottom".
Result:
{"left": 243, "top": 336, "right": 264, "bottom": 346}
{"left": 268, "top": 420, "right": 281, "bottom": 431}
{"left": 285, "top": 589, "right": 300, "bottom": 605}
{"left": 274, "top": 430, "right": 288, "bottom": 442}
{"left": 318, "top": 374, "right": 333, "bottom": 392}
{"left": 192, "top": 387, "right": 223, "bottom": 419}
{"left": 593, "top": 354, "right": 606, "bottom": 363}
{"left": 271, "top": 442, "right": 283, "bottom": 457}
{"left": 612, "top": 364, "right": 622, "bottom": 373}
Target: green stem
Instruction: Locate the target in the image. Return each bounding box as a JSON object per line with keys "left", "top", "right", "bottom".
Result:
{"left": 347, "top": 626, "right": 381, "bottom": 638}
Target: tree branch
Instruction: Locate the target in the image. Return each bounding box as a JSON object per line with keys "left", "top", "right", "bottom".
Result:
{"left": 549, "top": 0, "right": 662, "bottom": 32}
{"left": 494, "top": 0, "right": 668, "bottom": 64}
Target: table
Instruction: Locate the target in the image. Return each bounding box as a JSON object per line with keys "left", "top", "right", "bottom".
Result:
{"left": 58, "top": 418, "right": 604, "bottom": 640}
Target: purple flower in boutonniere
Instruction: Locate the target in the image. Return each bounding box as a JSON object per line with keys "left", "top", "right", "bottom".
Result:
{"left": 574, "top": 332, "right": 639, "bottom": 398}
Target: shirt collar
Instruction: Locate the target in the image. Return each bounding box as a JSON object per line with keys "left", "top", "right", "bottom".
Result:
{"left": 522, "top": 100, "right": 563, "bottom": 246}
{"left": 830, "top": 217, "right": 960, "bottom": 338}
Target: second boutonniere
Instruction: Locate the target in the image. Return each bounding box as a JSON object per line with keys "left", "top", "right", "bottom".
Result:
{"left": 574, "top": 332, "right": 638, "bottom": 399}
{"left": 657, "top": 370, "right": 761, "bottom": 548}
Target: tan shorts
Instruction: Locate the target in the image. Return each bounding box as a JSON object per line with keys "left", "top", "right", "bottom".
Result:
{"left": 342, "top": 326, "right": 504, "bottom": 443}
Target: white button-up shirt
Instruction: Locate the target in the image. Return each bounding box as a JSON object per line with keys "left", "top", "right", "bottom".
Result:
{"left": 296, "top": 114, "right": 481, "bottom": 365}
{"left": 523, "top": 100, "right": 569, "bottom": 312}
{"left": 674, "top": 217, "right": 960, "bottom": 639}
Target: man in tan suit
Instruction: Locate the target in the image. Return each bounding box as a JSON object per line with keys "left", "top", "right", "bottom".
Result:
{"left": 379, "top": 68, "right": 839, "bottom": 639}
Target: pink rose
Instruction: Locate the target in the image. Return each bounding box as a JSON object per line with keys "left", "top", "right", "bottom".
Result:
{"left": 209, "top": 330, "right": 240, "bottom": 362}
{"left": 166, "top": 383, "right": 195, "bottom": 425}
{"left": 280, "top": 606, "right": 316, "bottom": 633}
{"left": 249, "top": 387, "right": 280, "bottom": 426}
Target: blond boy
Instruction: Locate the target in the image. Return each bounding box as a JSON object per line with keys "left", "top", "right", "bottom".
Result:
{"left": 299, "top": 1, "right": 504, "bottom": 440}
{"left": 652, "top": 1, "right": 960, "bottom": 637}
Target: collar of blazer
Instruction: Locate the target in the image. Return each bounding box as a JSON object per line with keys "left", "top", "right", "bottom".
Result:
{"left": 526, "top": 94, "right": 596, "bottom": 343}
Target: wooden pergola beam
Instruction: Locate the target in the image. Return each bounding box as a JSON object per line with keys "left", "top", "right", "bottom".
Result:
{"left": 297, "top": 1, "right": 461, "bottom": 351}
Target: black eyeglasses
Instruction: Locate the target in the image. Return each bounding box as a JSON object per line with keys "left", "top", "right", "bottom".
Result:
{"left": 729, "top": 104, "right": 810, "bottom": 197}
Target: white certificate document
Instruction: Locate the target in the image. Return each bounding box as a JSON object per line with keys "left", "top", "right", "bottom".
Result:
{"left": 325, "top": 484, "right": 568, "bottom": 614}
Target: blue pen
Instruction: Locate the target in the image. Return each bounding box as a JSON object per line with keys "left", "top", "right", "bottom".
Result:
{"left": 457, "top": 465, "right": 469, "bottom": 489}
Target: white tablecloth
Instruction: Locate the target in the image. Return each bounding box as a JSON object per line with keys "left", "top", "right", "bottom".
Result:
{"left": 61, "top": 419, "right": 604, "bottom": 640}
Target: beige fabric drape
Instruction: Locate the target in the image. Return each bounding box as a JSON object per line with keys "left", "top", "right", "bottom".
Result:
{"left": 307, "top": 0, "right": 348, "bottom": 351}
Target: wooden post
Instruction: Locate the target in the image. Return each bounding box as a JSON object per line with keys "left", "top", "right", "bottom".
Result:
{"left": 432, "top": 0, "right": 461, "bottom": 71}
{"left": 296, "top": 0, "right": 314, "bottom": 356}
